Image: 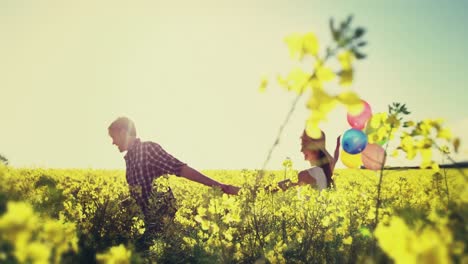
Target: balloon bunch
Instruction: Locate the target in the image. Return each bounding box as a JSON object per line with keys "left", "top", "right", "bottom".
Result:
{"left": 340, "top": 100, "right": 386, "bottom": 170}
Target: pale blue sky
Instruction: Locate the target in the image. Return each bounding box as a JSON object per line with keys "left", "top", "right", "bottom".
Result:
{"left": 1, "top": 0, "right": 467, "bottom": 169}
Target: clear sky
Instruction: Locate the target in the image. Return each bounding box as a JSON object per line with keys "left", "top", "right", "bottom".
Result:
{"left": 1, "top": 0, "right": 467, "bottom": 170}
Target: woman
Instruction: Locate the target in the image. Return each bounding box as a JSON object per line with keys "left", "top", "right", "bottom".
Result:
{"left": 278, "top": 130, "right": 340, "bottom": 191}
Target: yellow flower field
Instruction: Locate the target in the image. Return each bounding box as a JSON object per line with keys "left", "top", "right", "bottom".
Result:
{"left": 0, "top": 165, "right": 466, "bottom": 263}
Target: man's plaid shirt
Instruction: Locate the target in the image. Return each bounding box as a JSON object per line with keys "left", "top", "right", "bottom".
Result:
{"left": 124, "top": 138, "right": 186, "bottom": 213}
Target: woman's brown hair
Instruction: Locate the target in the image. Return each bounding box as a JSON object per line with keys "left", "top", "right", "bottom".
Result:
{"left": 301, "top": 130, "right": 335, "bottom": 188}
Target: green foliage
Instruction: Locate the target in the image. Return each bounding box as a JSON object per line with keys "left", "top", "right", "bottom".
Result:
{"left": 388, "top": 102, "right": 411, "bottom": 117}
{"left": 329, "top": 15, "right": 367, "bottom": 59}
{"left": 33, "top": 175, "right": 65, "bottom": 218}
{"left": 0, "top": 154, "right": 8, "bottom": 166}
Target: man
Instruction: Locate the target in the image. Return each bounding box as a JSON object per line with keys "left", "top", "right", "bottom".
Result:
{"left": 108, "top": 117, "right": 239, "bottom": 239}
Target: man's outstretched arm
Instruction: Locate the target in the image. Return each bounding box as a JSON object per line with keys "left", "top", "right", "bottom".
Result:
{"left": 179, "top": 165, "right": 240, "bottom": 195}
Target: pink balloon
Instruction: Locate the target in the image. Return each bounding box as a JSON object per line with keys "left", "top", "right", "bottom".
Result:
{"left": 347, "top": 100, "right": 372, "bottom": 130}
{"left": 361, "top": 143, "right": 386, "bottom": 170}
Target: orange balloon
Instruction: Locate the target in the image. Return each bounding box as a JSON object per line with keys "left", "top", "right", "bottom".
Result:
{"left": 361, "top": 143, "right": 386, "bottom": 170}
{"left": 340, "top": 149, "right": 362, "bottom": 169}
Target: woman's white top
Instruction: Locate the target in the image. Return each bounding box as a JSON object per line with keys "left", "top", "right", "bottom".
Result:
{"left": 306, "top": 167, "right": 327, "bottom": 190}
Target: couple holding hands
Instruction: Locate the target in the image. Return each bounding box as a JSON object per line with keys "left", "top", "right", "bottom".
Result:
{"left": 108, "top": 117, "right": 340, "bottom": 242}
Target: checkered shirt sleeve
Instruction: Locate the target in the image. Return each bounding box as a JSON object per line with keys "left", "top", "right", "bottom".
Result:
{"left": 146, "top": 142, "right": 186, "bottom": 176}
{"left": 124, "top": 140, "right": 186, "bottom": 214}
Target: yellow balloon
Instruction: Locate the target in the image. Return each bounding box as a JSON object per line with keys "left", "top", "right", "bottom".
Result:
{"left": 340, "top": 149, "right": 362, "bottom": 169}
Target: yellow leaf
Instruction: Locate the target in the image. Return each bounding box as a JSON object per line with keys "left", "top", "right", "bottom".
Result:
{"left": 305, "top": 120, "right": 322, "bottom": 139}
{"left": 375, "top": 217, "right": 416, "bottom": 264}
{"left": 284, "top": 33, "right": 304, "bottom": 60}
{"left": 277, "top": 74, "right": 288, "bottom": 89}
{"left": 453, "top": 137, "right": 460, "bottom": 153}
{"left": 406, "top": 148, "right": 417, "bottom": 160}
{"left": 285, "top": 67, "right": 311, "bottom": 94}
{"left": 343, "top": 236, "right": 353, "bottom": 245}
{"left": 258, "top": 76, "right": 268, "bottom": 93}
{"left": 387, "top": 115, "right": 401, "bottom": 128}
{"left": 403, "top": 121, "right": 415, "bottom": 127}
{"left": 302, "top": 32, "right": 319, "bottom": 57}
{"left": 337, "top": 91, "right": 362, "bottom": 114}
{"left": 306, "top": 87, "right": 337, "bottom": 121}
{"left": 420, "top": 148, "right": 433, "bottom": 168}
{"left": 282, "top": 158, "right": 293, "bottom": 169}
{"left": 96, "top": 244, "right": 131, "bottom": 264}
{"left": 437, "top": 128, "right": 452, "bottom": 140}
{"left": 309, "top": 77, "right": 322, "bottom": 90}
{"left": 338, "top": 50, "right": 354, "bottom": 70}
{"left": 440, "top": 145, "right": 450, "bottom": 154}
{"left": 316, "top": 65, "right": 335, "bottom": 82}
{"left": 197, "top": 207, "right": 207, "bottom": 216}
{"left": 26, "top": 242, "right": 51, "bottom": 264}
{"left": 339, "top": 69, "right": 353, "bottom": 86}
{"left": 201, "top": 220, "right": 210, "bottom": 231}
{"left": 194, "top": 215, "right": 203, "bottom": 223}
{"left": 224, "top": 232, "right": 233, "bottom": 242}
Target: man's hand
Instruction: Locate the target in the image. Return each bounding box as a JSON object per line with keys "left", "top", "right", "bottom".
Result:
{"left": 278, "top": 179, "right": 293, "bottom": 191}
{"left": 179, "top": 166, "right": 240, "bottom": 195}
{"left": 220, "top": 184, "right": 240, "bottom": 195}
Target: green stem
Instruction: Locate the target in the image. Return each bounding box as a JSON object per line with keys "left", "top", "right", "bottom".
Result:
{"left": 374, "top": 127, "right": 392, "bottom": 229}
{"left": 256, "top": 46, "right": 340, "bottom": 189}
{"left": 260, "top": 91, "right": 303, "bottom": 173}
{"left": 433, "top": 142, "right": 467, "bottom": 181}
{"left": 371, "top": 125, "right": 394, "bottom": 258}
{"left": 442, "top": 166, "right": 450, "bottom": 206}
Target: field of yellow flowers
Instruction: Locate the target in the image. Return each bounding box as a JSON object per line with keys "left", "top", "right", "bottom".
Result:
{"left": 0, "top": 165, "right": 466, "bottom": 263}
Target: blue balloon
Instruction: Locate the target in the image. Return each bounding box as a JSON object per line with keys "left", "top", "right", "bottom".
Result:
{"left": 342, "top": 129, "right": 368, "bottom": 154}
